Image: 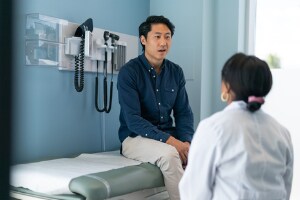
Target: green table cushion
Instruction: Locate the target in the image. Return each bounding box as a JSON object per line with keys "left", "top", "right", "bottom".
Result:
{"left": 69, "top": 163, "right": 164, "bottom": 200}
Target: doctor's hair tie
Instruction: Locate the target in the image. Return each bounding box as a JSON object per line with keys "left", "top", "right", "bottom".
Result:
{"left": 248, "top": 96, "right": 265, "bottom": 104}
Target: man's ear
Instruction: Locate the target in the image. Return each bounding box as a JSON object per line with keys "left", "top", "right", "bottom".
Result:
{"left": 140, "top": 35, "right": 146, "bottom": 45}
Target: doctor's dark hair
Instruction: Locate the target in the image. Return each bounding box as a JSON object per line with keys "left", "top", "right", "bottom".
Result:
{"left": 139, "top": 15, "right": 175, "bottom": 51}
{"left": 221, "top": 53, "right": 273, "bottom": 112}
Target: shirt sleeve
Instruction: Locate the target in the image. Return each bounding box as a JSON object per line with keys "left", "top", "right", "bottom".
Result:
{"left": 117, "top": 65, "right": 170, "bottom": 142}
{"left": 179, "top": 120, "right": 220, "bottom": 200}
{"left": 173, "top": 68, "right": 194, "bottom": 143}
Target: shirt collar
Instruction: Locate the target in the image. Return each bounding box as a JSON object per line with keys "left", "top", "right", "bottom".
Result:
{"left": 139, "top": 53, "right": 165, "bottom": 74}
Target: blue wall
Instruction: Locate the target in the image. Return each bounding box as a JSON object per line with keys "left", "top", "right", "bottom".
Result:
{"left": 212, "top": 0, "right": 244, "bottom": 113}
{"left": 12, "top": 0, "right": 149, "bottom": 164}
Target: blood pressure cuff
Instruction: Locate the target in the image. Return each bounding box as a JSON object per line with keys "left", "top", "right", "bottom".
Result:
{"left": 69, "top": 163, "right": 164, "bottom": 200}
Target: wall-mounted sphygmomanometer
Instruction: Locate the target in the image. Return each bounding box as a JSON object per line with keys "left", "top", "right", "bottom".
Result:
{"left": 95, "top": 31, "right": 119, "bottom": 113}
{"left": 73, "top": 18, "right": 93, "bottom": 92}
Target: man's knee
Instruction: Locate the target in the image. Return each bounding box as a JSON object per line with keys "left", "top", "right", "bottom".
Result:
{"left": 157, "top": 146, "right": 181, "bottom": 168}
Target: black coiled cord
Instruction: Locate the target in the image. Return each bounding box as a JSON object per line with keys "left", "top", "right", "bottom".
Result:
{"left": 74, "top": 35, "right": 85, "bottom": 92}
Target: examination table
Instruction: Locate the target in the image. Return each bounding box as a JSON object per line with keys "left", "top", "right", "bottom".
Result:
{"left": 10, "top": 151, "right": 166, "bottom": 200}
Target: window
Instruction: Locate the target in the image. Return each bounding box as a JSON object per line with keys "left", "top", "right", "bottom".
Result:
{"left": 255, "top": 0, "right": 300, "bottom": 69}
{"left": 253, "top": 1, "right": 300, "bottom": 199}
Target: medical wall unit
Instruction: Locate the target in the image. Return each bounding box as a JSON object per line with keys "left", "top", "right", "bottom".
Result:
{"left": 25, "top": 13, "right": 138, "bottom": 73}
{"left": 25, "top": 13, "right": 139, "bottom": 113}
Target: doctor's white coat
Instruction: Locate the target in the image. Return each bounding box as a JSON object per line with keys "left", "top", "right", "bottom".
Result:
{"left": 179, "top": 101, "right": 293, "bottom": 200}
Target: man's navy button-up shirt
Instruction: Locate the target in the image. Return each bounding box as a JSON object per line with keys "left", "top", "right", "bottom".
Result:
{"left": 117, "top": 53, "right": 194, "bottom": 143}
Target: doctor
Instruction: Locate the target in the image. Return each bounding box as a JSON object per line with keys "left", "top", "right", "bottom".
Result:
{"left": 179, "top": 53, "right": 294, "bottom": 200}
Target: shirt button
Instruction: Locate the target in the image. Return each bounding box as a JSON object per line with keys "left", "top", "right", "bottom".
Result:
{"left": 161, "top": 116, "right": 163, "bottom": 119}
{"left": 151, "top": 67, "right": 154, "bottom": 70}
{"left": 148, "top": 69, "right": 151, "bottom": 72}
{"left": 153, "top": 75, "right": 156, "bottom": 78}
{"left": 156, "top": 89, "right": 159, "bottom": 92}
{"left": 160, "top": 139, "right": 162, "bottom": 142}
{"left": 171, "top": 89, "right": 174, "bottom": 92}
{"left": 158, "top": 102, "right": 161, "bottom": 105}
{"left": 145, "top": 134, "right": 148, "bottom": 136}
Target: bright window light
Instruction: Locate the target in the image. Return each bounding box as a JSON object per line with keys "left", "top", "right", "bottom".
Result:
{"left": 255, "top": 0, "right": 300, "bottom": 69}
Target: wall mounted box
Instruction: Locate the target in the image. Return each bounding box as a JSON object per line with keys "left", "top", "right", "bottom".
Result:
{"left": 25, "top": 13, "right": 138, "bottom": 73}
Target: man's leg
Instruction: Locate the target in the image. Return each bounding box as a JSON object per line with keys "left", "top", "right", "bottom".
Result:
{"left": 122, "top": 136, "right": 183, "bottom": 200}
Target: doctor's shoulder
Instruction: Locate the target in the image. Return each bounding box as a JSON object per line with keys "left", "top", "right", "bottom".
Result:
{"left": 194, "top": 110, "right": 227, "bottom": 135}
{"left": 193, "top": 107, "right": 244, "bottom": 142}
{"left": 261, "top": 110, "right": 292, "bottom": 143}
{"left": 199, "top": 107, "right": 235, "bottom": 126}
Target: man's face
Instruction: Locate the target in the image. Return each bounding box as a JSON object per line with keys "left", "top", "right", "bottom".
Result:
{"left": 141, "top": 23, "right": 172, "bottom": 64}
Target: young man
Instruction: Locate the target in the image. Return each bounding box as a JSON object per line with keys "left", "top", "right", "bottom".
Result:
{"left": 117, "top": 15, "right": 194, "bottom": 200}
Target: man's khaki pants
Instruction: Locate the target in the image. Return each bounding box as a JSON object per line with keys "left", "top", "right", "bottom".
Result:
{"left": 122, "top": 136, "right": 184, "bottom": 200}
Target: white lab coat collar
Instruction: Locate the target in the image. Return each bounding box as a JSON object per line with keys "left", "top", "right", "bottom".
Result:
{"left": 223, "top": 101, "right": 247, "bottom": 111}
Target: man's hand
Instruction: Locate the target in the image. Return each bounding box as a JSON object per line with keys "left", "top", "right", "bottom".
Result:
{"left": 166, "top": 136, "right": 190, "bottom": 166}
